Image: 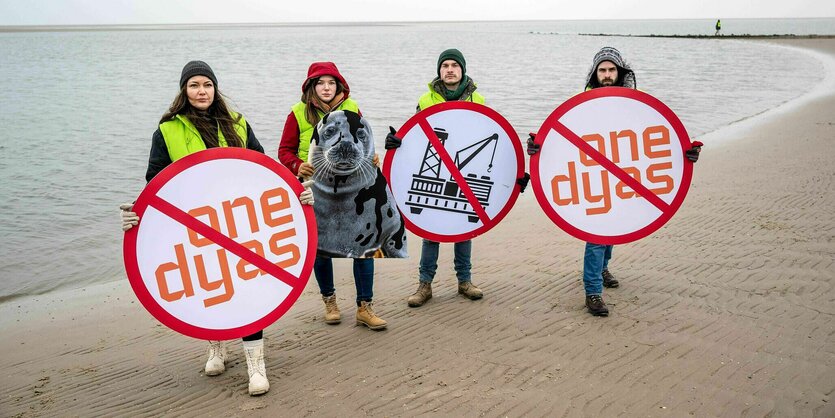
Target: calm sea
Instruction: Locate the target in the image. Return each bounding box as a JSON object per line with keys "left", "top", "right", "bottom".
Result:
{"left": 0, "top": 18, "right": 833, "bottom": 301}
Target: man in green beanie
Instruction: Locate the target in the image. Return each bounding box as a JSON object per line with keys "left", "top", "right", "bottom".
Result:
{"left": 385, "top": 48, "right": 486, "bottom": 307}
{"left": 414, "top": 48, "right": 485, "bottom": 111}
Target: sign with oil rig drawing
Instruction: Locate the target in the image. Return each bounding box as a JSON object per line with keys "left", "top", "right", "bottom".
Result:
{"left": 383, "top": 102, "right": 525, "bottom": 243}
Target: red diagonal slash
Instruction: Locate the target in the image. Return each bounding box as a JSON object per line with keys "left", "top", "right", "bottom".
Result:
{"left": 146, "top": 194, "right": 300, "bottom": 288}
{"left": 417, "top": 119, "right": 491, "bottom": 224}
{"left": 551, "top": 120, "right": 671, "bottom": 212}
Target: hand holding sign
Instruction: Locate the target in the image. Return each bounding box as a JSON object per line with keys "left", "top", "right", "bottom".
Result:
{"left": 123, "top": 148, "right": 317, "bottom": 340}
{"left": 531, "top": 87, "right": 694, "bottom": 245}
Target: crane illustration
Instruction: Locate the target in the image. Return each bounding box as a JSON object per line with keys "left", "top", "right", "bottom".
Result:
{"left": 406, "top": 127, "right": 498, "bottom": 223}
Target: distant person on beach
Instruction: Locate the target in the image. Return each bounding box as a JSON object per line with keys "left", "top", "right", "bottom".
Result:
{"left": 119, "top": 60, "right": 312, "bottom": 396}
{"left": 528, "top": 46, "right": 702, "bottom": 317}
{"left": 386, "top": 48, "right": 529, "bottom": 307}
{"left": 277, "top": 61, "right": 388, "bottom": 331}
{"left": 715, "top": 19, "right": 722, "bottom": 36}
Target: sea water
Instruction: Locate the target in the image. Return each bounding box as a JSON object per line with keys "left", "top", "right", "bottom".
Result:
{"left": 0, "top": 19, "right": 831, "bottom": 301}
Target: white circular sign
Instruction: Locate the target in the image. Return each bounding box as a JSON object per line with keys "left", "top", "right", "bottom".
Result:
{"left": 383, "top": 101, "right": 524, "bottom": 242}
{"left": 531, "top": 87, "right": 694, "bottom": 244}
{"left": 123, "top": 148, "right": 317, "bottom": 340}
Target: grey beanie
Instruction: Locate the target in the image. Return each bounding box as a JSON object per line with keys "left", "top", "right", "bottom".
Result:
{"left": 584, "top": 47, "right": 636, "bottom": 89}
{"left": 179, "top": 60, "right": 218, "bottom": 88}
{"left": 592, "top": 46, "right": 627, "bottom": 69}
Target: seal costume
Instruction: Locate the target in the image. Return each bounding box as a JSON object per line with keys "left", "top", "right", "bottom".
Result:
{"left": 309, "top": 110, "right": 407, "bottom": 258}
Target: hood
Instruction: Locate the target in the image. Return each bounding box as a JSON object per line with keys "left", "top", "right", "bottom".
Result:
{"left": 584, "top": 47, "right": 636, "bottom": 90}
{"left": 302, "top": 61, "right": 351, "bottom": 97}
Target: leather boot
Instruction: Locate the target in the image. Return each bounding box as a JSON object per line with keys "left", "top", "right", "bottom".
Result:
{"left": 407, "top": 282, "right": 432, "bottom": 307}
{"left": 356, "top": 301, "right": 387, "bottom": 330}
{"left": 204, "top": 340, "right": 227, "bottom": 376}
{"left": 585, "top": 295, "right": 609, "bottom": 317}
{"left": 602, "top": 269, "right": 620, "bottom": 288}
{"left": 242, "top": 339, "right": 270, "bottom": 396}
{"left": 322, "top": 294, "right": 341, "bottom": 324}
{"left": 458, "top": 281, "right": 483, "bottom": 300}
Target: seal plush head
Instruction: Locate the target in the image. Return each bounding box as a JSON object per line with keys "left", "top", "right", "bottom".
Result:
{"left": 308, "top": 110, "right": 407, "bottom": 258}
{"left": 310, "top": 110, "right": 375, "bottom": 182}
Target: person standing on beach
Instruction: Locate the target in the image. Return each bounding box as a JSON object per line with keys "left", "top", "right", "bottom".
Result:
{"left": 715, "top": 19, "right": 722, "bottom": 36}
{"left": 277, "top": 61, "right": 387, "bottom": 330}
{"left": 385, "top": 48, "right": 488, "bottom": 307}
{"left": 528, "top": 47, "right": 702, "bottom": 317}
{"left": 119, "top": 61, "right": 311, "bottom": 396}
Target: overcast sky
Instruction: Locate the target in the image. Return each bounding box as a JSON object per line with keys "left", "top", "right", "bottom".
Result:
{"left": 0, "top": 0, "right": 832, "bottom": 26}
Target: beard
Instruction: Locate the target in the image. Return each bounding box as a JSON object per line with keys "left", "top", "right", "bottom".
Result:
{"left": 599, "top": 78, "right": 616, "bottom": 86}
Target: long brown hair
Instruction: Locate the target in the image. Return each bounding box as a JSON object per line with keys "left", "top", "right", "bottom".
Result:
{"left": 301, "top": 76, "right": 345, "bottom": 126}
{"left": 159, "top": 86, "right": 244, "bottom": 148}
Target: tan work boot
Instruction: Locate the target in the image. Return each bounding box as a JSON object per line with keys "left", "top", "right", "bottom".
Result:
{"left": 242, "top": 339, "right": 270, "bottom": 396}
{"left": 322, "top": 294, "right": 341, "bottom": 324}
{"left": 356, "top": 301, "right": 387, "bottom": 330}
{"left": 204, "top": 340, "right": 227, "bottom": 376}
{"left": 458, "top": 281, "right": 483, "bottom": 300}
{"left": 407, "top": 282, "right": 432, "bottom": 307}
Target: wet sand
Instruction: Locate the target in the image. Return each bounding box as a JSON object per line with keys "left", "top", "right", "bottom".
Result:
{"left": 1, "top": 39, "right": 833, "bottom": 417}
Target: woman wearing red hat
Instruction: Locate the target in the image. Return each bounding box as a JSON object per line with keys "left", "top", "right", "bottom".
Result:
{"left": 278, "top": 62, "right": 387, "bottom": 331}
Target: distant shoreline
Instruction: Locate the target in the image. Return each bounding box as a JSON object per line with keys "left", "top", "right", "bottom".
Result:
{"left": 2, "top": 21, "right": 833, "bottom": 36}
{"left": 574, "top": 33, "right": 835, "bottom": 39}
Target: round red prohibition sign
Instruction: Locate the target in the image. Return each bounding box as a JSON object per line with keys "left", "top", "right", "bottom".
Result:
{"left": 530, "top": 87, "right": 694, "bottom": 245}
{"left": 382, "top": 101, "right": 524, "bottom": 243}
{"left": 123, "top": 148, "right": 317, "bottom": 340}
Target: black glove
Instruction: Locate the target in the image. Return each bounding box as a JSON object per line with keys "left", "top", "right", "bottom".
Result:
{"left": 385, "top": 126, "right": 402, "bottom": 150}
{"left": 516, "top": 173, "right": 530, "bottom": 193}
{"left": 526, "top": 132, "right": 540, "bottom": 155}
{"left": 685, "top": 140, "right": 703, "bottom": 163}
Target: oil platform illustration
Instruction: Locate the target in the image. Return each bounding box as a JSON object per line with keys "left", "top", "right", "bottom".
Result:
{"left": 406, "top": 127, "right": 499, "bottom": 223}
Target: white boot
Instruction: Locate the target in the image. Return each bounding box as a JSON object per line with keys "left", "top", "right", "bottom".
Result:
{"left": 242, "top": 339, "right": 270, "bottom": 396}
{"left": 204, "top": 340, "right": 227, "bottom": 376}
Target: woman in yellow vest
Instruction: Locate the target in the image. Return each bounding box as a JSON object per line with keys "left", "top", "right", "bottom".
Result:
{"left": 120, "top": 60, "right": 306, "bottom": 396}
{"left": 278, "top": 62, "right": 387, "bottom": 330}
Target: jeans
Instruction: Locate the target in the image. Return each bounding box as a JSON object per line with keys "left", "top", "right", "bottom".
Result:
{"left": 418, "top": 239, "right": 472, "bottom": 283}
{"left": 583, "top": 243, "right": 613, "bottom": 296}
{"left": 313, "top": 255, "right": 374, "bottom": 304}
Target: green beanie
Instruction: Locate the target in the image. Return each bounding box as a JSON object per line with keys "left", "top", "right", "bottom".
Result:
{"left": 437, "top": 48, "right": 466, "bottom": 77}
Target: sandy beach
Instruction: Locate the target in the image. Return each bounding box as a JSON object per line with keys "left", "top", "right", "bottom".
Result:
{"left": 1, "top": 38, "right": 833, "bottom": 417}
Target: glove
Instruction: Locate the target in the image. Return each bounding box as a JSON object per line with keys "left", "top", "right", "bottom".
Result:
{"left": 120, "top": 202, "right": 139, "bottom": 232}
{"left": 384, "top": 126, "right": 402, "bottom": 150}
{"left": 685, "top": 140, "right": 703, "bottom": 163}
{"left": 299, "top": 180, "right": 314, "bottom": 206}
{"left": 526, "top": 132, "right": 540, "bottom": 155}
{"left": 516, "top": 173, "right": 531, "bottom": 194}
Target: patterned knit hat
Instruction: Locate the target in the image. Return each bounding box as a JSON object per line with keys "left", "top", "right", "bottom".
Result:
{"left": 179, "top": 60, "right": 218, "bottom": 88}
{"left": 584, "top": 47, "right": 636, "bottom": 90}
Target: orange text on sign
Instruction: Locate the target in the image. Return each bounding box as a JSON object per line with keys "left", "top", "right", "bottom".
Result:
{"left": 552, "top": 125, "right": 674, "bottom": 215}
{"left": 154, "top": 187, "right": 300, "bottom": 308}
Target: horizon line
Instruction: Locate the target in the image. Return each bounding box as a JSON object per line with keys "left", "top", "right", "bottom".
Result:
{"left": 2, "top": 16, "right": 834, "bottom": 31}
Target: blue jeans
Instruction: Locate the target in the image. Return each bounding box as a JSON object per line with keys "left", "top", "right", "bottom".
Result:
{"left": 313, "top": 255, "right": 374, "bottom": 304}
{"left": 418, "top": 239, "right": 472, "bottom": 283}
{"left": 583, "top": 243, "right": 613, "bottom": 296}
